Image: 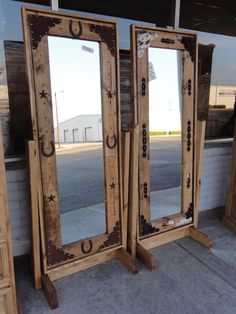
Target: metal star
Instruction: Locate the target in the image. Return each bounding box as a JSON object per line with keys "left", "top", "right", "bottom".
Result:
{"left": 110, "top": 182, "right": 116, "bottom": 189}
{"left": 107, "top": 90, "right": 115, "bottom": 104}
{"left": 40, "top": 89, "right": 48, "bottom": 99}
{"left": 48, "top": 194, "right": 56, "bottom": 202}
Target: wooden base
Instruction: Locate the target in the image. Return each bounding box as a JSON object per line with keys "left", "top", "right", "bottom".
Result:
{"left": 137, "top": 225, "right": 212, "bottom": 270}
{"left": 223, "top": 215, "right": 236, "bottom": 235}
{"left": 116, "top": 248, "right": 138, "bottom": 273}
{"left": 136, "top": 243, "right": 157, "bottom": 271}
{"left": 188, "top": 226, "right": 213, "bottom": 248}
{"left": 41, "top": 274, "right": 59, "bottom": 309}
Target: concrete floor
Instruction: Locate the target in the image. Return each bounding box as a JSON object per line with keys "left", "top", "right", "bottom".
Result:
{"left": 15, "top": 208, "right": 236, "bottom": 314}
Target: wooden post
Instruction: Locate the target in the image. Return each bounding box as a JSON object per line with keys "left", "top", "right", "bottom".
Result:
{"left": 121, "top": 131, "right": 131, "bottom": 249}
{"left": 0, "top": 120, "right": 18, "bottom": 313}
{"left": 27, "top": 140, "right": 41, "bottom": 289}
{"left": 136, "top": 244, "right": 157, "bottom": 271}
{"left": 188, "top": 226, "right": 213, "bottom": 248}
{"left": 194, "top": 120, "right": 206, "bottom": 227}
{"left": 41, "top": 274, "right": 59, "bottom": 309}
{"left": 128, "top": 125, "right": 139, "bottom": 257}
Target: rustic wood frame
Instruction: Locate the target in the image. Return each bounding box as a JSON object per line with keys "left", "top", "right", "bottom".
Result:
{"left": 0, "top": 120, "right": 18, "bottom": 313}
{"left": 129, "top": 25, "right": 212, "bottom": 269}
{"left": 22, "top": 7, "right": 136, "bottom": 307}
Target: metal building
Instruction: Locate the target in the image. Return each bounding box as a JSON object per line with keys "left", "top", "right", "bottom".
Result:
{"left": 54, "top": 114, "right": 103, "bottom": 143}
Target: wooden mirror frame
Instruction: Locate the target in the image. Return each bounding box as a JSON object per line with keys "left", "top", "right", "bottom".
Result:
{"left": 129, "top": 25, "right": 212, "bottom": 268}
{"left": 22, "top": 7, "right": 136, "bottom": 288}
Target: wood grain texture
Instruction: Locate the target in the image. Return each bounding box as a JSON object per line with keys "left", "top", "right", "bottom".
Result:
{"left": 0, "top": 120, "right": 18, "bottom": 313}
{"left": 27, "top": 140, "right": 41, "bottom": 289}
{"left": 128, "top": 126, "right": 139, "bottom": 257}
{"left": 136, "top": 243, "right": 156, "bottom": 271}
{"left": 188, "top": 226, "right": 213, "bottom": 248}
{"left": 41, "top": 274, "right": 58, "bottom": 309}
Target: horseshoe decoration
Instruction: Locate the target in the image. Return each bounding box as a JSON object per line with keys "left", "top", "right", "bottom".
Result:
{"left": 81, "top": 239, "right": 93, "bottom": 254}
{"left": 69, "top": 20, "right": 82, "bottom": 38}
{"left": 106, "top": 134, "right": 117, "bottom": 149}
{"left": 40, "top": 140, "right": 55, "bottom": 157}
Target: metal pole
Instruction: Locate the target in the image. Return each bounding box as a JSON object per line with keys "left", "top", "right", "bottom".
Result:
{"left": 54, "top": 92, "right": 61, "bottom": 148}
{"left": 50, "top": 0, "right": 59, "bottom": 11}
{"left": 174, "top": 0, "right": 181, "bottom": 29}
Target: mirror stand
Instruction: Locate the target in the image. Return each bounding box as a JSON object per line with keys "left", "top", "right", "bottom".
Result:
{"left": 129, "top": 25, "right": 213, "bottom": 271}
{"left": 23, "top": 7, "right": 137, "bottom": 309}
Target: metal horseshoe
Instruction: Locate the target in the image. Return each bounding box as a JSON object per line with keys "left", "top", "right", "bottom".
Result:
{"left": 81, "top": 239, "right": 93, "bottom": 254}
{"left": 40, "top": 140, "right": 55, "bottom": 158}
{"left": 69, "top": 20, "right": 82, "bottom": 38}
{"left": 106, "top": 134, "right": 117, "bottom": 149}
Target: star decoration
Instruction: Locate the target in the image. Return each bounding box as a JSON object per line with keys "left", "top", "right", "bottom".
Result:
{"left": 40, "top": 89, "right": 48, "bottom": 99}
{"left": 48, "top": 194, "right": 56, "bottom": 202}
{"left": 110, "top": 182, "right": 116, "bottom": 189}
{"left": 107, "top": 90, "right": 115, "bottom": 103}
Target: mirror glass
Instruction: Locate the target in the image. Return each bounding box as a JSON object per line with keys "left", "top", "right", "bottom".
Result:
{"left": 48, "top": 36, "right": 106, "bottom": 245}
{"left": 148, "top": 48, "right": 182, "bottom": 220}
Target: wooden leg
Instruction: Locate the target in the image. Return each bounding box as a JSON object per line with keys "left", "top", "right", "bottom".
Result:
{"left": 116, "top": 248, "right": 138, "bottom": 274}
{"left": 223, "top": 215, "right": 236, "bottom": 235}
{"left": 136, "top": 243, "right": 157, "bottom": 271}
{"left": 188, "top": 226, "right": 213, "bottom": 248}
{"left": 41, "top": 274, "right": 59, "bottom": 309}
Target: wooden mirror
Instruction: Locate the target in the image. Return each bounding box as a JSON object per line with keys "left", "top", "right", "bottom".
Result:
{"left": 130, "top": 25, "right": 212, "bottom": 268}
{"left": 22, "top": 8, "right": 136, "bottom": 297}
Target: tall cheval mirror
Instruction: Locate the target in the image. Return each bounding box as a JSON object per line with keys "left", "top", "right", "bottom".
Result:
{"left": 22, "top": 7, "right": 136, "bottom": 297}
{"left": 130, "top": 25, "right": 212, "bottom": 268}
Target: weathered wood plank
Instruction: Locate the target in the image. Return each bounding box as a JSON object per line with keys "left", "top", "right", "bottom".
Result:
{"left": 0, "top": 120, "right": 18, "bottom": 313}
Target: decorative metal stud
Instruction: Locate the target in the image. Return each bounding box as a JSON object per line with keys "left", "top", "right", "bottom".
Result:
{"left": 143, "top": 182, "right": 148, "bottom": 198}
{"left": 47, "top": 239, "right": 75, "bottom": 266}
{"left": 185, "top": 202, "right": 193, "bottom": 219}
{"left": 187, "top": 121, "right": 191, "bottom": 152}
{"left": 29, "top": 15, "right": 62, "bottom": 50}
{"left": 142, "top": 124, "right": 147, "bottom": 158}
{"left": 89, "top": 24, "right": 116, "bottom": 57}
{"left": 180, "top": 36, "right": 196, "bottom": 62}
{"left": 187, "top": 173, "right": 191, "bottom": 189}
{"left": 99, "top": 221, "right": 120, "bottom": 250}
{"left": 187, "top": 79, "right": 192, "bottom": 96}
{"left": 141, "top": 78, "right": 146, "bottom": 96}
{"left": 161, "top": 38, "right": 175, "bottom": 44}
{"left": 140, "top": 215, "right": 160, "bottom": 236}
